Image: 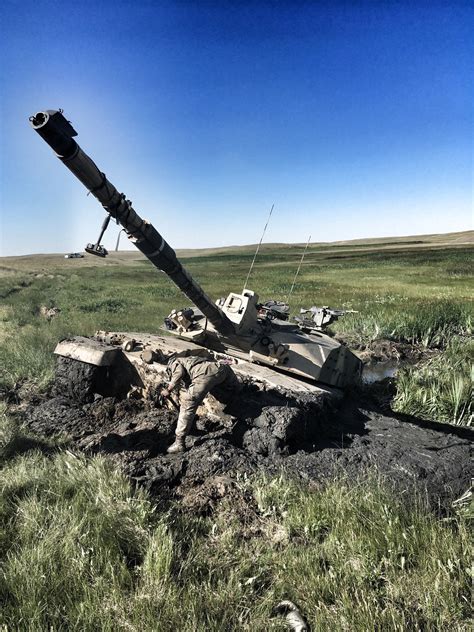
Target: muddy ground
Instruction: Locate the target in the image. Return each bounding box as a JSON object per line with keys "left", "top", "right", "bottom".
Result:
{"left": 18, "top": 370, "right": 472, "bottom": 513}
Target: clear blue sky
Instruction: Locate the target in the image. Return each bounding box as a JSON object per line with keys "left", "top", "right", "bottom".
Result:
{"left": 0, "top": 1, "right": 472, "bottom": 255}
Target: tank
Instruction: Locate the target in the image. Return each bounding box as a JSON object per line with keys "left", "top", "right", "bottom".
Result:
{"left": 29, "top": 110, "right": 362, "bottom": 403}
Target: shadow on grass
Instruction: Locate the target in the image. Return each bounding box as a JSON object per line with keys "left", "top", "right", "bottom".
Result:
{"left": 357, "top": 380, "right": 474, "bottom": 440}
{"left": 1, "top": 434, "right": 59, "bottom": 462}
{"left": 1, "top": 412, "right": 61, "bottom": 463}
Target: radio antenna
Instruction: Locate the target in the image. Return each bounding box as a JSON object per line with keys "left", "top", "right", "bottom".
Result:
{"left": 243, "top": 203, "right": 274, "bottom": 292}
{"left": 115, "top": 228, "right": 125, "bottom": 251}
{"left": 287, "top": 234, "right": 311, "bottom": 303}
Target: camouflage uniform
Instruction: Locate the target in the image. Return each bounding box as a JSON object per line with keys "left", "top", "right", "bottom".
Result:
{"left": 167, "top": 356, "right": 239, "bottom": 439}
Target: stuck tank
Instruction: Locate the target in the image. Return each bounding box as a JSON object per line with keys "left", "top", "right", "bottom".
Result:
{"left": 29, "top": 109, "right": 362, "bottom": 409}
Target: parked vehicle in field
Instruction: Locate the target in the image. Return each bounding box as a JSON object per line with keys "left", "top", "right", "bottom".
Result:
{"left": 64, "top": 252, "right": 84, "bottom": 259}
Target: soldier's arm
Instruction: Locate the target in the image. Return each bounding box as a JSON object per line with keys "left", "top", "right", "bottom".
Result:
{"left": 167, "top": 362, "right": 186, "bottom": 392}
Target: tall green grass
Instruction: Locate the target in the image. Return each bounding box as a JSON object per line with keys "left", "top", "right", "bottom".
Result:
{"left": 334, "top": 300, "right": 472, "bottom": 347}
{"left": 393, "top": 337, "right": 473, "bottom": 426}
{"left": 0, "top": 272, "right": 182, "bottom": 392}
{"left": 0, "top": 414, "right": 471, "bottom": 631}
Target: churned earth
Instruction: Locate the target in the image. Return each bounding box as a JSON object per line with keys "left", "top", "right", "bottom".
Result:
{"left": 20, "top": 372, "right": 472, "bottom": 513}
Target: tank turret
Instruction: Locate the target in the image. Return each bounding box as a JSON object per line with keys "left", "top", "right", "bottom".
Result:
{"left": 30, "top": 109, "right": 362, "bottom": 389}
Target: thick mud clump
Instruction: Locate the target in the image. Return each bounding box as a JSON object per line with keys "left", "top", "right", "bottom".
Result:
{"left": 22, "top": 376, "right": 472, "bottom": 511}
{"left": 338, "top": 336, "right": 432, "bottom": 365}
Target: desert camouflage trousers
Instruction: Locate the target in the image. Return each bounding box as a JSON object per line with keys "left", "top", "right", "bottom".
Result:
{"left": 175, "top": 364, "right": 239, "bottom": 438}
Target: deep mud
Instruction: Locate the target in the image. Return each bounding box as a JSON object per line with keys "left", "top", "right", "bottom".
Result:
{"left": 20, "top": 377, "right": 472, "bottom": 512}
{"left": 340, "top": 337, "right": 433, "bottom": 365}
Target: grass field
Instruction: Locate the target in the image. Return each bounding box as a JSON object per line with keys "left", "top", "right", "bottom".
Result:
{"left": 1, "top": 232, "right": 472, "bottom": 424}
{"left": 0, "top": 233, "right": 472, "bottom": 630}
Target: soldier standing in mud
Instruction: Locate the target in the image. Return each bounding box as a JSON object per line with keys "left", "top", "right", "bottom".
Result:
{"left": 161, "top": 354, "right": 240, "bottom": 453}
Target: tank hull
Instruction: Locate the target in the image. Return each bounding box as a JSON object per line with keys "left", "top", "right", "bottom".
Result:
{"left": 54, "top": 332, "right": 339, "bottom": 398}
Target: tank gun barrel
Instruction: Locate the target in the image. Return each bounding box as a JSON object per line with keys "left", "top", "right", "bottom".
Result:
{"left": 29, "top": 110, "right": 235, "bottom": 337}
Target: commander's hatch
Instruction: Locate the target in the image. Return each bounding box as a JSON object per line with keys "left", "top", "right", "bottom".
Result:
{"left": 217, "top": 289, "right": 259, "bottom": 333}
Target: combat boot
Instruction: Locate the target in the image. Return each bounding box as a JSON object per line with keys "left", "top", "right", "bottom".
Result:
{"left": 167, "top": 437, "right": 186, "bottom": 454}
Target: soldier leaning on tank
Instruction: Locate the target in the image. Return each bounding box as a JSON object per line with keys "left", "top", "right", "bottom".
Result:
{"left": 161, "top": 353, "right": 240, "bottom": 454}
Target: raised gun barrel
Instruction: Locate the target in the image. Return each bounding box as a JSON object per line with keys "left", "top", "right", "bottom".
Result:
{"left": 30, "top": 110, "right": 235, "bottom": 337}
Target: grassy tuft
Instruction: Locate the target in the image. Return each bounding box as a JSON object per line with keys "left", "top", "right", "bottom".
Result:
{"left": 393, "top": 337, "right": 473, "bottom": 425}
{"left": 334, "top": 300, "right": 471, "bottom": 347}
{"left": 0, "top": 439, "right": 162, "bottom": 629}
{"left": 0, "top": 327, "right": 57, "bottom": 392}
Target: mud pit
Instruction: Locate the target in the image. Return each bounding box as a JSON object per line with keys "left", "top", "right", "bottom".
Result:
{"left": 22, "top": 375, "right": 472, "bottom": 512}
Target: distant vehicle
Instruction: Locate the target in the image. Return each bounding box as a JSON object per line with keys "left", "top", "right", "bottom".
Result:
{"left": 64, "top": 252, "right": 84, "bottom": 259}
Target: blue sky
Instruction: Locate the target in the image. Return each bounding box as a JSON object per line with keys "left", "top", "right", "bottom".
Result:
{"left": 0, "top": 1, "right": 472, "bottom": 255}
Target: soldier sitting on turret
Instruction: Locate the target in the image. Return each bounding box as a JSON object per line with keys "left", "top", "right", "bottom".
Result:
{"left": 161, "top": 353, "right": 240, "bottom": 453}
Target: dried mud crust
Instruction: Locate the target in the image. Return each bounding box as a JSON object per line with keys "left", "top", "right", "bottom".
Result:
{"left": 21, "top": 378, "right": 472, "bottom": 511}
{"left": 335, "top": 336, "right": 435, "bottom": 365}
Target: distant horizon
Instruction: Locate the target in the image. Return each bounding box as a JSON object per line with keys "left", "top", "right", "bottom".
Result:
{"left": 2, "top": 228, "right": 472, "bottom": 259}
